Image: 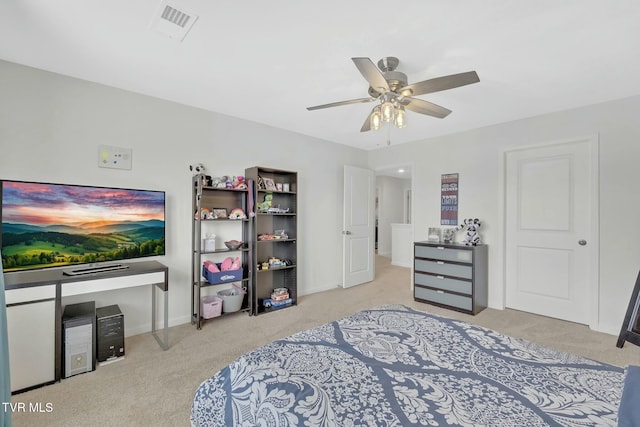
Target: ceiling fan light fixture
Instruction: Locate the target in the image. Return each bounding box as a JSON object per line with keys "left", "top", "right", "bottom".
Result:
{"left": 381, "top": 101, "right": 395, "bottom": 123}
{"left": 370, "top": 106, "right": 382, "bottom": 131}
{"left": 395, "top": 105, "right": 407, "bottom": 128}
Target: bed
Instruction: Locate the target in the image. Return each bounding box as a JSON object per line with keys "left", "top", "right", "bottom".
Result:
{"left": 191, "top": 305, "right": 636, "bottom": 426}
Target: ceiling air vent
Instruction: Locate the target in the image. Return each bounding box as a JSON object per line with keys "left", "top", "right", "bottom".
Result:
{"left": 150, "top": 1, "right": 198, "bottom": 41}
{"left": 162, "top": 5, "right": 191, "bottom": 27}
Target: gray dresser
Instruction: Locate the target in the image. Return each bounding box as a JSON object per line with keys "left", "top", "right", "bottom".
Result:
{"left": 413, "top": 242, "right": 488, "bottom": 315}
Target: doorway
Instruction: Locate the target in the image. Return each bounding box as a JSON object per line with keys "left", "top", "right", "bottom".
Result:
{"left": 375, "top": 165, "right": 413, "bottom": 267}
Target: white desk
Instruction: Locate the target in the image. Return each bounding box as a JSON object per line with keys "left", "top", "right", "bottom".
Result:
{"left": 4, "top": 260, "right": 168, "bottom": 393}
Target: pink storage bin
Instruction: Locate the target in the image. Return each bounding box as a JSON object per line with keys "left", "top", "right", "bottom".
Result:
{"left": 201, "top": 295, "right": 223, "bottom": 319}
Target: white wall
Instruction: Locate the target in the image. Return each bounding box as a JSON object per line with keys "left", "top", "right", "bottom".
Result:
{"left": 5, "top": 58, "right": 640, "bottom": 337}
{"left": 375, "top": 175, "right": 410, "bottom": 257}
{"left": 368, "top": 95, "right": 640, "bottom": 335}
{"left": 0, "top": 60, "right": 367, "bottom": 335}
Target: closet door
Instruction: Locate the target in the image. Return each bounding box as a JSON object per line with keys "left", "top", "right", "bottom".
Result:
{"left": 505, "top": 137, "right": 597, "bottom": 326}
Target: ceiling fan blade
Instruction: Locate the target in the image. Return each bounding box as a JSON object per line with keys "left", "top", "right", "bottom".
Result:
{"left": 360, "top": 109, "right": 374, "bottom": 132}
{"left": 352, "top": 57, "right": 390, "bottom": 93}
{"left": 400, "top": 71, "right": 479, "bottom": 97}
{"left": 307, "top": 97, "right": 375, "bottom": 111}
{"left": 402, "top": 97, "right": 452, "bottom": 119}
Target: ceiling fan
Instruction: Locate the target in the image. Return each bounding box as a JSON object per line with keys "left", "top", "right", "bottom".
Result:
{"left": 307, "top": 57, "right": 479, "bottom": 132}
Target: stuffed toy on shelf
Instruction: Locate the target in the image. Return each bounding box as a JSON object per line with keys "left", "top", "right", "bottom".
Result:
{"left": 456, "top": 218, "right": 482, "bottom": 246}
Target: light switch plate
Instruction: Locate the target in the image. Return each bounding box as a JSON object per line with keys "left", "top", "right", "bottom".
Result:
{"left": 98, "top": 145, "right": 132, "bottom": 170}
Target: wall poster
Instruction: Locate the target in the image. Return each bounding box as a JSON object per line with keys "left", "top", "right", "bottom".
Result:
{"left": 441, "top": 173, "right": 458, "bottom": 225}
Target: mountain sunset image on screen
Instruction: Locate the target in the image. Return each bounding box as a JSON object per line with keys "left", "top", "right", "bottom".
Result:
{"left": 1, "top": 180, "right": 165, "bottom": 272}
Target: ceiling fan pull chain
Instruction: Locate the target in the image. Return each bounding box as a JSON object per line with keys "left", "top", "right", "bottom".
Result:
{"left": 387, "top": 121, "right": 392, "bottom": 146}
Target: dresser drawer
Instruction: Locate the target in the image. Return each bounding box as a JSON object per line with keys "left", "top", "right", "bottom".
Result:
{"left": 414, "top": 272, "right": 472, "bottom": 295}
{"left": 415, "top": 259, "right": 472, "bottom": 279}
{"left": 415, "top": 245, "right": 472, "bottom": 263}
{"left": 415, "top": 286, "right": 473, "bottom": 311}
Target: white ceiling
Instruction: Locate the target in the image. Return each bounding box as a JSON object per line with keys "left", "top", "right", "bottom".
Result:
{"left": 2, "top": 1, "right": 639, "bottom": 151}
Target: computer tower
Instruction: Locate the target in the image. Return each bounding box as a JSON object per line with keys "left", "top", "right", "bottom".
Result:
{"left": 96, "top": 305, "right": 125, "bottom": 364}
{"left": 62, "top": 301, "right": 96, "bottom": 378}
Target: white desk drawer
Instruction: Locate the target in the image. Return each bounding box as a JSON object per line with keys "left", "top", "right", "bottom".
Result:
{"left": 6, "top": 284, "right": 56, "bottom": 304}
{"left": 62, "top": 271, "right": 165, "bottom": 297}
{"left": 415, "top": 245, "right": 472, "bottom": 263}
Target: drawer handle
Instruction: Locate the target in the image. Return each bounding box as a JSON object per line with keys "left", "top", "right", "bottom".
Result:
{"left": 437, "top": 246, "right": 445, "bottom": 250}
{"left": 436, "top": 261, "right": 445, "bottom": 265}
{"left": 436, "top": 275, "right": 444, "bottom": 280}
{"left": 436, "top": 290, "right": 445, "bottom": 294}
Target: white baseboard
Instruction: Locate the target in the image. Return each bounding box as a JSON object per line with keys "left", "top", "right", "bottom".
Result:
{"left": 392, "top": 261, "right": 411, "bottom": 268}
{"left": 125, "top": 314, "right": 192, "bottom": 338}
{"left": 298, "top": 283, "right": 341, "bottom": 295}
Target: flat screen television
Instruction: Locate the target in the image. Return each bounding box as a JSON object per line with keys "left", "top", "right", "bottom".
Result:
{"left": 1, "top": 180, "right": 165, "bottom": 274}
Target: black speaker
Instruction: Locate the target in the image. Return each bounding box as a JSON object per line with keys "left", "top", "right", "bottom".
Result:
{"left": 62, "top": 301, "right": 96, "bottom": 378}
{"left": 96, "top": 305, "right": 124, "bottom": 364}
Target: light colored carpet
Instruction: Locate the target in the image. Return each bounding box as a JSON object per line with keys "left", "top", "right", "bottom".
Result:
{"left": 11, "top": 256, "right": 640, "bottom": 426}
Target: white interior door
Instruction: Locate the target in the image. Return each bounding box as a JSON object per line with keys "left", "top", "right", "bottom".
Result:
{"left": 343, "top": 165, "right": 375, "bottom": 288}
{"left": 505, "top": 136, "right": 598, "bottom": 325}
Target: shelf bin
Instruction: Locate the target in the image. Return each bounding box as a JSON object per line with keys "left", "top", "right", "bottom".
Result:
{"left": 202, "top": 265, "right": 243, "bottom": 284}
{"left": 200, "top": 296, "right": 223, "bottom": 319}
{"left": 217, "top": 286, "right": 246, "bottom": 313}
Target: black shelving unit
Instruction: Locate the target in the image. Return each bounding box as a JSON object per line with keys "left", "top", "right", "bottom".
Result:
{"left": 191, "top": 174, "right": 253, "bottom": 329}
{"left": 245, "top": 167, "right": 297, "bottom": 315}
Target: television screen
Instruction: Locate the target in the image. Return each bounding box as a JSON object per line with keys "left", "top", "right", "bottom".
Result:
{"left": 1, "top": 180, "right": 165, "bottom": 273}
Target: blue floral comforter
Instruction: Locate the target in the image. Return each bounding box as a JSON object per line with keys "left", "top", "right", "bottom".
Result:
{"left": 191, "top": 305, "right": 625, "bottom": 426}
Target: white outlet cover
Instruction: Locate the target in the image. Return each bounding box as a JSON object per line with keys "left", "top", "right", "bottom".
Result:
{"left": 98, "top": 145, "right": 132, "bottom": 170}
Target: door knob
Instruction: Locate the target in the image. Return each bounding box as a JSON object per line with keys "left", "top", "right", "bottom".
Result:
{"left": 342, "top": 230, "right": 352, "bottom": 235}
{"left": 578, "top": 239, "right": 587, "bottom": 246}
